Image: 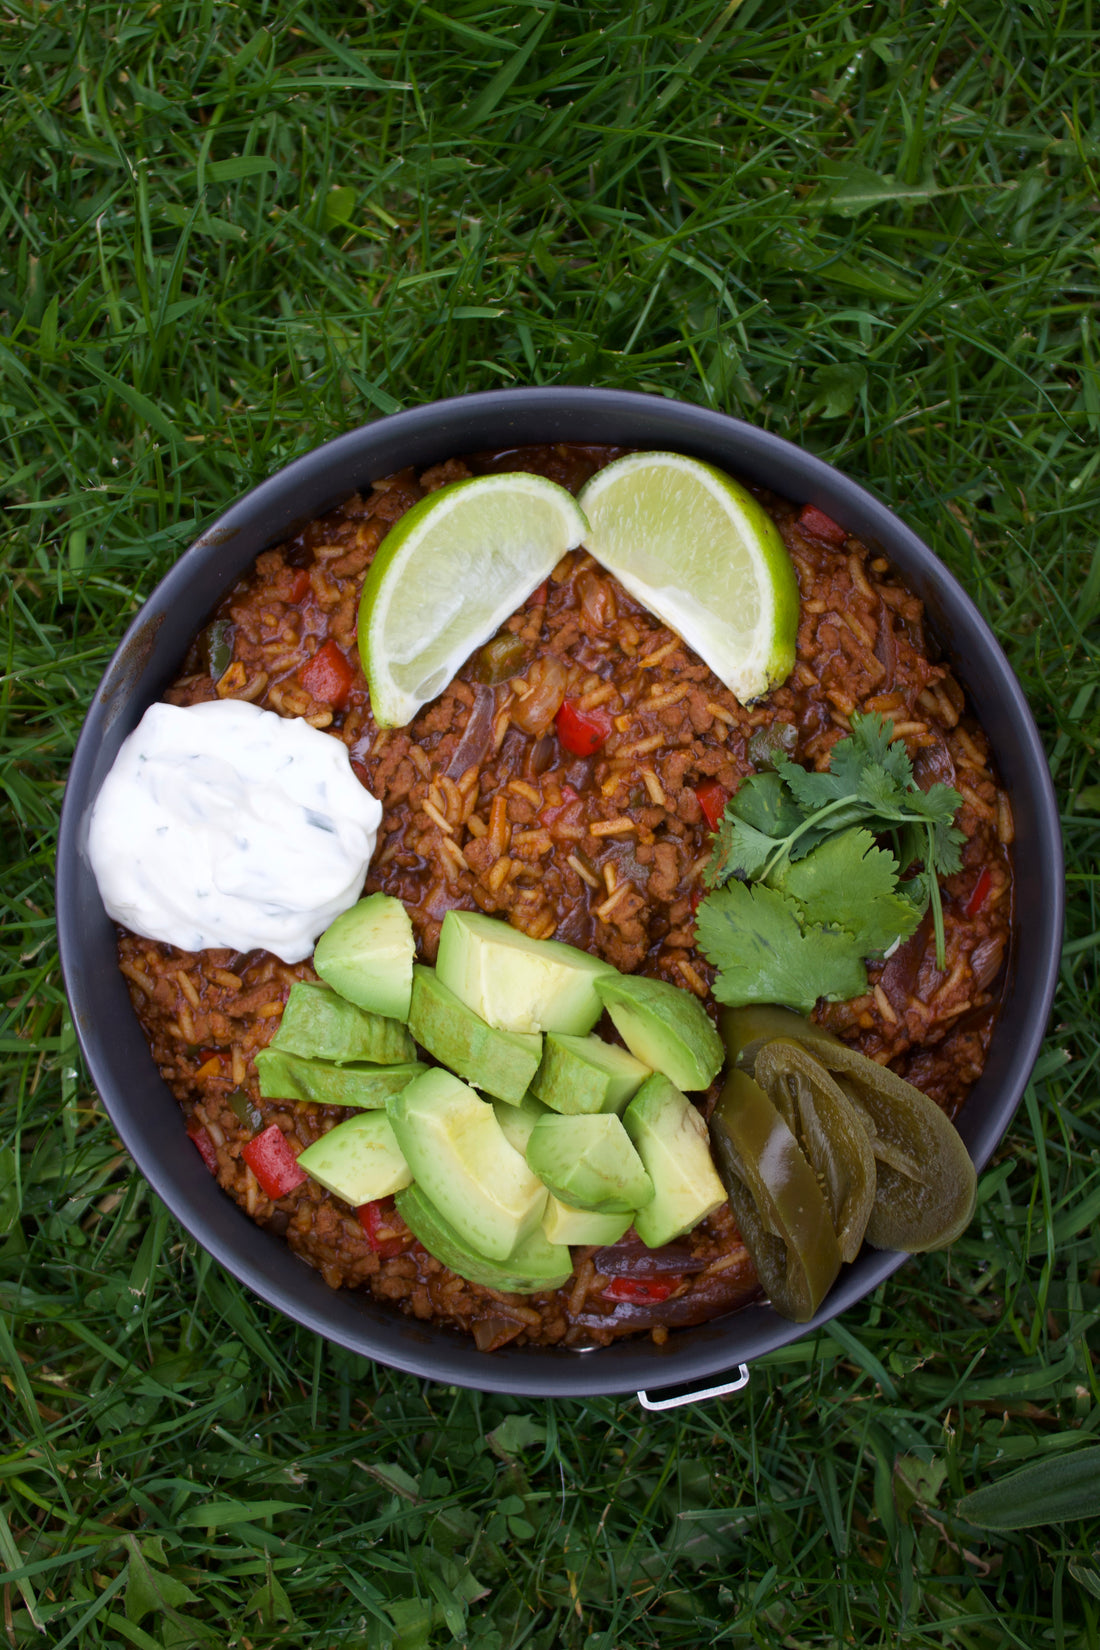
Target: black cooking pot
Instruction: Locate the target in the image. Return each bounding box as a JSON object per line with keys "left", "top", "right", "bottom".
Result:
{"left": 56, "top": 389, "right": 1062, "bottom": 1399}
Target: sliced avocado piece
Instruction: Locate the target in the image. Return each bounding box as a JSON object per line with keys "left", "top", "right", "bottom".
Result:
{"left": 525, "top": 1112, "right": 653, "bottom": 1214}
{"left": 386, "top": 1068, "right": 547, "bottom": 1260}
{"left": 494, "top": 1092, "right": 552, "bottom": 1155}
{"left": 622, "top": 1074, "right": 727, "bottom": 1247}
{"left": 541, "top": 1195, "right": 634, "bottom": 1247}
{"left": 595, "top": 973, "right": 722, "bottom": 1091}
{"left": 396, "top": 1183, "right": 573, "bottom": 1292}
{"left": 532, "top": 1032, "right": 650, "bottom": 1116}
{"left": 313, "top": 893, "right": 415, "bottom": 1021}
{"left": 272, "top": 981, "right": 417, "bottom": 1066}
{"left": 255, "top": 1047, "right": 425, "bottom": 1109}
{"left": 437, "top": 909, "right": 616, "bottom": 1035}
{"left": 297, "top": 1111, "right": 412, "bottom": 1206}
{"left": 408, "top": 965, "right": 541, "bottom": 1105}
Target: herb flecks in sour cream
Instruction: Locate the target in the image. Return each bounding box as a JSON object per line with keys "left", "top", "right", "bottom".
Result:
{"left": 87, "top": 700, "right": 382, "bottom": 962}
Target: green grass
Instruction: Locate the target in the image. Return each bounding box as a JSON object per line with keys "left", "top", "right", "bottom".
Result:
{"left": 2, "top": 0, "right": 1099, "bottom": 1644}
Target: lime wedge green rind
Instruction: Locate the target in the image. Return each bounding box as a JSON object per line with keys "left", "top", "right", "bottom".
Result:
{"left": 358, "top": 471, "right": 587, "bottom": 728}
{"left": 576, "top": 451, "right": 800, "bottom": 703}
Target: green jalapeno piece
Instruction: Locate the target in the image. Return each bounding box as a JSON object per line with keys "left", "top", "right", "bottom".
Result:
{"left": 801, "top": 1046, "right": 977, "bottom": 1253}
{"left": 747, "top": 721, "right": 798, "bottom": 771}
{"left": 227, "top": 1087, "right": 264, "bottom": 1134}
{"left": 200, "top": 617, "right": 234, "bottom": 680}
{"left": 710, "top": 1069, "right": 841, "bottom": 1322}
{"left": 720, "top": 1003, "right": 842, "bottom": 1072}
{"left": 752, "top": 1039, "right": 876, "bottom": 1264}
{"left": 722, "top": 1004, "right": 978, "bottom": 1256}
{"left": 472, "top": 633, "right": 531, "bottom": 686}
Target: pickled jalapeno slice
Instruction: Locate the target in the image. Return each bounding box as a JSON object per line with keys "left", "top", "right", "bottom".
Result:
{"left": 723, "top": 1003, "right": 978, "bottom": 1256}
{"left": 803, "top": 1046, "right": 978, "bottom": 1254}
{"left": 720, "top": 1003, "right": 842, "bottom": 1073}
{"left": 752, "top": 1039, "right": 876, "bottom": 1265}
{"left": 709, "top": 1068, "right": 841, "bottom": 1323}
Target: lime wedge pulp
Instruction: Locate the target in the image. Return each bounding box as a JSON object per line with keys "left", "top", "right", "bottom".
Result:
{"left": 576, "top": 452, "right": 801, "bottom": 703}
{"left": 358, "top": 472, "right": 587, "bottom": 727}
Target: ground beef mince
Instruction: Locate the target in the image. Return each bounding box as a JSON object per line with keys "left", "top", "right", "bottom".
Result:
{"left": 115, "top": 445, "right": 1014, "bottom": 1351}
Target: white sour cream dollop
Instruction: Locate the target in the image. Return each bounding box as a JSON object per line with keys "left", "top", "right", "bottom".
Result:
{"left": 87, "top": 699, "right": 383, "bottom": 963}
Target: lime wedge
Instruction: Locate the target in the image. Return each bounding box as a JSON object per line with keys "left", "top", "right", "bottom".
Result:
{"left": 358, "top": 473, "right": 587, "bottom": 727}
{"left": 576, "top": 452, "right": 800, "bottom": 702}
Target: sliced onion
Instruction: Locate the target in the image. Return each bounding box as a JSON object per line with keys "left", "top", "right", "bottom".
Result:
{"left": 445, "top": 684, "right": 495, "bottom": 778}
{"left": 874, "top": 600, "right": 897, "bottom": 691}
{"left": 593, "top": 1240, "right": 708, "bottom": 1277}
{"left": 527, "top": 733, "right": 556, "bottom": 777}
{"left": 878, "top": 908, "right": 933, "bottom": 1013}
{"left": 472, "top": 1315, "right": 524, "bottom": 1352}
{"left": 574, "top": 1267, "right": 758, "bottom": 1331}
{"left": 511, "top": 656, "right": 567, "bottom": 736}
{"left": 969, "top": 934, "right": 1006, "bottom": 992}
{"left": 913, "top": 735, "right": 957, "bottom": 792}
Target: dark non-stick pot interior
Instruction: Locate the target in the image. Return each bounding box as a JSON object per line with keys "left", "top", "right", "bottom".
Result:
{"left": 57, "top": 388, "right": 1063, "bottom": 1398}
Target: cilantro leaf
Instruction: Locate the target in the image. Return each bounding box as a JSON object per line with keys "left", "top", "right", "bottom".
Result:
{"left": 709, "top": 816, "right": 779, "bottom": 885}
{"left": 695, "top": 881, "right": 868, "bottom": 1015}
{"left": 855, "top": 761, "right": 915, "bottom": 818}
{"left": 775, "top": 755, "right": 846, "bottom": 813}
{"left": 698, "top": 710, "right": 966, "bottom": 1004}
{"left": 767, "top": 828, "right": 922, "bottom": 955}
{"left": 852, "top": 710, "right": 915, "bottom": 787}
{"left": 773, "top": 757, "right": 878, "bottom": 842}
{"left": 710, "top": 772, "right": 806, "bottom": 884}
{"left": 899, "top": 868, "right": 934, "bottom": 911}
{"left": 727, "top": 770, "right": 803, "bottom": 840}
{"left": 929, "top": 816, "right": 966, "bottom": 877}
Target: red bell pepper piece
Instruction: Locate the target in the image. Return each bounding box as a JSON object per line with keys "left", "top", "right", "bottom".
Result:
{"left": 798, "top": 504, "right": 847, "bottom": 546}
{"left": 693, "top": 779, "right": 729, "bottom": 832}
{"left": 556, "top": 699, "right": 613, "bottom": 757}
{"left": 242, "top": 1124, "right": 306, "bottom": 1199}
{"left": 538, "top": 782, "right": 580, "bottom": 828}
{"left": 357, "top": 1196, "right": 406, "bottom": 1259}
{"left": 527, "top": 581, "right": 549, "bottom": 608}
{"left": 964, "top": 867, "right": 993, "bottom": 919}
{"left": 286, "top": 567, "right": 311, "bottom": 604}
{"left": 603, "top": 1275, "right": 680, "bottom": 1304}
{"left": 300, "top": 638, "right": 354, "bottom": 710}
{"left": 187, "top": 1122, "right": 219, "bottom": 1175}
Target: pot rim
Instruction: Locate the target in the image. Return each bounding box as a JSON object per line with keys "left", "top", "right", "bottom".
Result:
{"left": 57, "top": 387, "right": 1063, "bottom": 1398}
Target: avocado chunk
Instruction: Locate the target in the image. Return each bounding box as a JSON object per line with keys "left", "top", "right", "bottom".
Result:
{"left": 272, "top": 981, "right": 417, "bottom": 1066}
{"left": 541, "top": 1195, "right": 634, "bottom": 1247}
{"left": 396, "top": 1184, "right": 573, "bottom": 1292}
{"left": 595, "top": 973, "right": 722, "bottom": 1091}
{"left": 408, "top": 966, "right": 542, "bottom": 1105}
{"left": 622, "top": 1074, "right": 727, "bottom": 1247}
{"left": 532, "top": 1032, "right": 650, "bottom": 1116}
{"left": 494, "top": 1092, "right": 551, "bottom": 1155}
{"left": 386, "top": 1068, "right": 547, "bottom": 1260}
{"left": 525, "top": 1112, "right": 653, "bottom": 1214}
{"left": 437, "top": 909, "right": 616, "bottom": 1035}
{"left": 255, "top": 1047, "right": 425, "bottom": 1109}
{"left": 313, "top": 893, "right": 415, "bottom": 1021}
{"left": 297, "top": 1111, "right": 412, "bottom": 1206}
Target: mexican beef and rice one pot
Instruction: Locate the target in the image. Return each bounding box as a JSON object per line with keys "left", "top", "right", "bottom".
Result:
{"left": 107, "top": 441, "right": 1013, "bottom": 1352}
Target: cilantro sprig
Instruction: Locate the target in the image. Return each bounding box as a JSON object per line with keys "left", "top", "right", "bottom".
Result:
{"left": 696, "top": 713, "right": 965, "bottom": 1014}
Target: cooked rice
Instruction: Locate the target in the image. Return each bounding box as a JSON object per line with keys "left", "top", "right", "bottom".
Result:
{"left": 115, "top": 443, "right": 1013, "bottom": 1351}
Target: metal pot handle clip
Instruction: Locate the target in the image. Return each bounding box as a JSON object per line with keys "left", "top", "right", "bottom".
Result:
{"left": 637, "top": 1364, "right": 750, "bottom": 1411}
